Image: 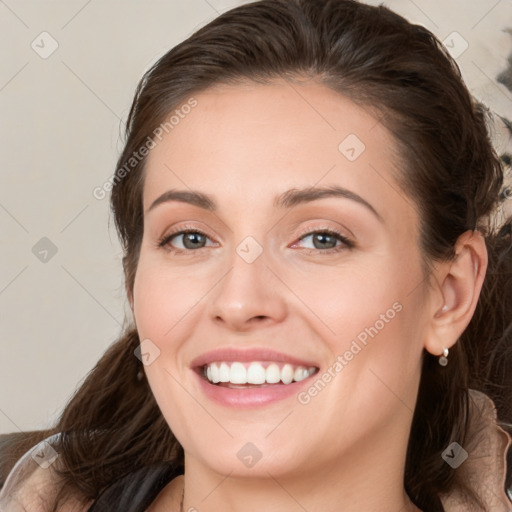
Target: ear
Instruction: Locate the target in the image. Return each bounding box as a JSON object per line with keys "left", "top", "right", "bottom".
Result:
{"left": 423, "top": 229, "right": 488, "bottom": 357}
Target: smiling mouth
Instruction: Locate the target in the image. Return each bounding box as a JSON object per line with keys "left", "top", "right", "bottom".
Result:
{"left": 198, "top": 361, "right": 319, "bottom": 387}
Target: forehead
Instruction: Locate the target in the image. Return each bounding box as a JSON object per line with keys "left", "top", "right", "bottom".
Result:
{"left": 142, "top": 79, "right": 412, "bottom": 227}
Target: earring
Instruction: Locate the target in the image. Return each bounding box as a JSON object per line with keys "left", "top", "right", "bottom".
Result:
{"left": 137, "top": 368, "right": 145, "bottom": 381}
{"left": 438, "top": 347, "right": 449, "bottom": 366}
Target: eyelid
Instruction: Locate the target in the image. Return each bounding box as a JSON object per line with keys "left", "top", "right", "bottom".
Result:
{"left": 293, "top": 224, "right": 352, "bottom": 242}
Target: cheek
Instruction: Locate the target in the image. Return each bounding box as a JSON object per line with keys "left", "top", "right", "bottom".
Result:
{"left": 132, "top": 270, "right": 168, "bottom": 341}
{"left": 131, "top": 255, "right": 215, "bottom": 448}
{"left": 132, "top": 254, "right": 212, "bottom": 342}
{"left": 291, "top": 257, "right": 404, "bottom": 339}
{"left": 306, "top": 253, "right": 425, "bottom": 395}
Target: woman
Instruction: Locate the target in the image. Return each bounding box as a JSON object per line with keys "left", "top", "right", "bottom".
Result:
{"left": 1, "top": 0, "right": 511, "bottom": 510}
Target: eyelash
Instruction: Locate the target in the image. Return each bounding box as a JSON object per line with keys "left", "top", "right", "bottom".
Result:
{"left": 157, "top": 225, "right": 355, "bottom": 255}
{"left": 294, "top": 227, "right": 355, "bottom": 254}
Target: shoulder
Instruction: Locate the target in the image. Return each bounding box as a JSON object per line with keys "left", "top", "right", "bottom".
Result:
{"left": 87, "top": 460, "right": 182, "bottom": 511}
{"left": 146, "top": 475, "right": 184, "bottom": 512}
{"left": 440, "top": 389, "right": 512, "bottom": 512}
{"left": 0, "top": 434, "right": 92, "bottom": 512}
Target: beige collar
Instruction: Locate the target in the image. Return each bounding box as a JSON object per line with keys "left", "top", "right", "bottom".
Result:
{"left": 440, "top": 388, "right": 512, "bottom": 511}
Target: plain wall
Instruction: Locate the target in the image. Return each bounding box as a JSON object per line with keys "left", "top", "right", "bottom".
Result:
{"left": 1, "top": 0, "right": 511, "bottom": 434}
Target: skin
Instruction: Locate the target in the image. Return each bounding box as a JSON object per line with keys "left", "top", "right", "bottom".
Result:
{"left": 130, "top": 79, "right": 488, "bottom": 512}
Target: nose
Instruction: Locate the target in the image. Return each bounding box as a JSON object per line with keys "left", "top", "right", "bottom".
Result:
{"left": 207, "top": 250, "right": 288, "bottom": 332}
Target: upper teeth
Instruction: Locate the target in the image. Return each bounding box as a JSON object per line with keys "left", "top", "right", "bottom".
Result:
{"left": 204, "top": 361, "right": 316, "bottom": 385}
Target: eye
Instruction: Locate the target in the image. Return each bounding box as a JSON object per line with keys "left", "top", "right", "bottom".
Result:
{"left": 292, "top": 228, "right": 354, "bottom": 254}
{"left": 158, "top": 228, "right": 216, "bottom": 253}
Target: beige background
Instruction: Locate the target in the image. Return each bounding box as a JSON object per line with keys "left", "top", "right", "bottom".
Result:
{"left": 1, "top": 0, "right": 511, "bottom": 434}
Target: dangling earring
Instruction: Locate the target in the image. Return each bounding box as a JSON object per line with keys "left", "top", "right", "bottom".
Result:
{"left": 137, "top": 368, "right": 145, "bottom": 381}
{"left": 438, "top": 347, "right": 449, "bottom": 366}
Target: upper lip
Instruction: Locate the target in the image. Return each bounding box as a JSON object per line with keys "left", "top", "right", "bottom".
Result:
{"left": 190, "top": 348, "right": 320, "bottom": 369}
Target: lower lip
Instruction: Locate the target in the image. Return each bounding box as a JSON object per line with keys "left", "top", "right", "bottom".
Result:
{"left": 193, "top": 369, "right": 316, "bottom": 408}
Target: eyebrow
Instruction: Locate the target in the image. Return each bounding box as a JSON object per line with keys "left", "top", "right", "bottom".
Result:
{"left": 147, "top": 185, "right": 383, "bottom": 222}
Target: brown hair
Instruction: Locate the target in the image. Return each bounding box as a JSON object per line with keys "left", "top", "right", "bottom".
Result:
{"left": 10, "top": 1, "right": 511, "bottom": 510}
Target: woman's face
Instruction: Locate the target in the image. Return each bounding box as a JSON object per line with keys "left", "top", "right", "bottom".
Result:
{"left": 132, "top": 79, "right": 430, "bottom": 480}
